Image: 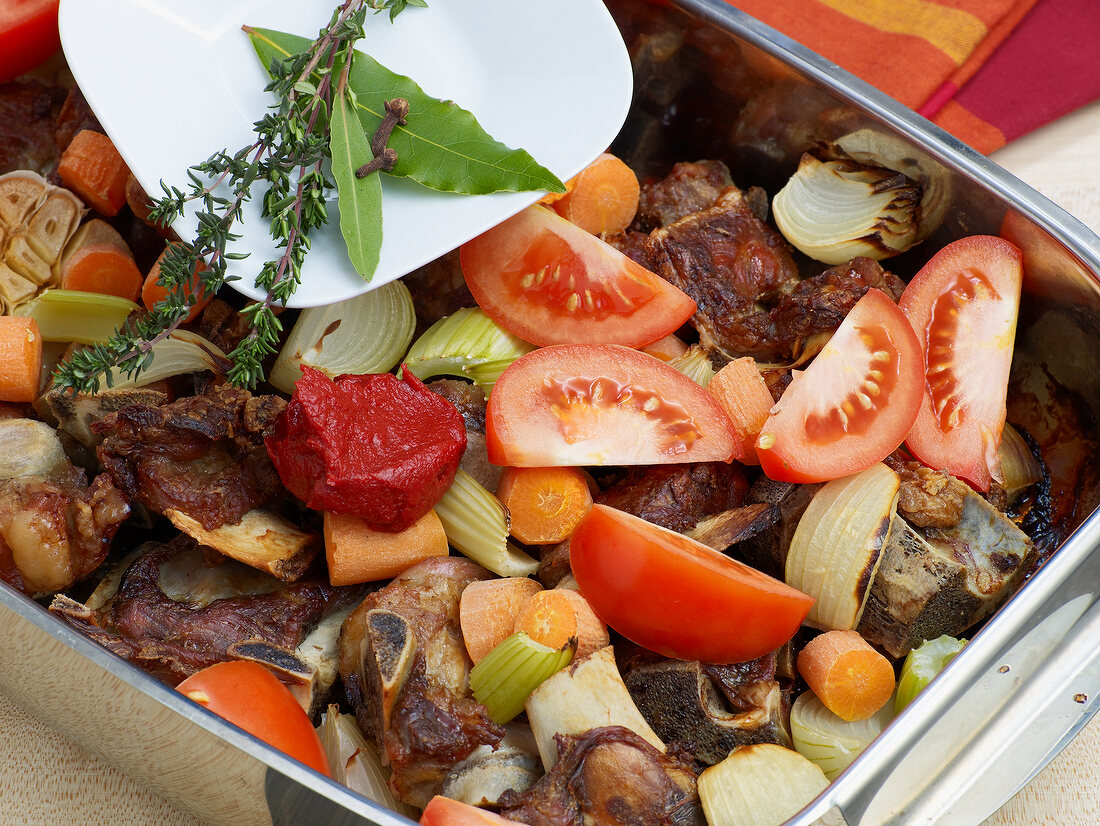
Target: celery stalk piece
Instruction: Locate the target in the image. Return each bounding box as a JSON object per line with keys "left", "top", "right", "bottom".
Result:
{"left": 895, "top": 634, "right": 967, "bottom": 713}
{"left": 18, "top": 289, "right": 138, "bottom": 344}
{"left": 435, "top": 468, "right": 539, "bottom": 577}
{"left": 403, "top": 307, "right": 534, "bottom": 393}
{"left": 470, "top": 632, "right": 574, "bottom": 724}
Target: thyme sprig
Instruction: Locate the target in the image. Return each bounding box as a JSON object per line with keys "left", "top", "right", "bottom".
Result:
{"left": 52, "top": 0, "right": 407, "bottom": 394}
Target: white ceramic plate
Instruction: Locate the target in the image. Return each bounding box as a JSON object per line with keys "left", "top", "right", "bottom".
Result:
{"left": 58, "top": 0, "right": 632, "bottom": 307}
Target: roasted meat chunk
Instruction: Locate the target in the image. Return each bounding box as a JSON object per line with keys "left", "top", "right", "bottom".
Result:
{"left": 0, "top": 81, "right": 67, "bottom": 175}
{"left": 403, "top": 250, "right": 475, "bottom": 328}
{"left": 886, "top": 458, "right": 969, "bottom": 528}
{"left": 646, "top": 186, "right": 800, "bottom": 360}
{"left": 0, "top": 471, "right": 129, "bottom": 594}
{"left": 767, "top": 256, "right": 907, "bottom": 357}
{"left": 428, "top": 379, "right": 487, "bottom": 434}
{"left": 634, "top": 160, "right": 734, "bottom": 232}
{"left": 499, "top": 726, "right": 705, "bottom": 826}
{"left": 95, "top": 385, "right": 287, "bottom": 531}
{"left": 338, "top": 557, "right": 503, "bottom": 808}
{"left": 621, "top": 649, "right": 790, "bottom": 766}
{"left": 49, "top": 535, "right": 345, "bottom": 685}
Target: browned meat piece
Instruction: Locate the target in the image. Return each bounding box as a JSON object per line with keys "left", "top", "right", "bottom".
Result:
{"left": 768, "top": 257, "right": 906, "bottom": 357}
{"left": 499, "top": 726, "right": 705, "bottom": 826}
{"left": 634, "top": 160, "right": 733, "bottom": 232}
{"left": 95, "top": 385, "right": 287, "bottom": 531}
{"left": 49, "top": 535, "right": 343, "bottom": 684}
{"left": 605, "top": 229, "right": 654, "bottom": 271}
{"left": 0, "top": 470, "right": 129, "bottom": 594}
{"left": 0, "top": 81, "right": 66, "bottom": 175}
{"left": 338, "top": 557, "right": 502, "bottom": 807}
{"left": 737, "top": 478, "right": 824, "bottom": 578}
{"left": 428, "top": 379, "right": 487, "bottom": 434}
{"left": 403, "top": 250, "right": 474, "bottom": 328}
{"left": 885, "top": 458, "right": 968, "bottom": 528}
{"left": 194, "top": 298, "right": 254, "bottom": 355}
{"left": 540, "top": 463, "right": 748, "bottom": 586}
{"left": 646, "top": 187, "right": 800, "bottom": 360}
{"left": 621, "top": 649, "right": 790, "bottom": 765}
{"left": 53, "top": 86, "right": 103, "bottom": 156}
{"left": 598, "top": 461, "right": 748, "bottom": 533}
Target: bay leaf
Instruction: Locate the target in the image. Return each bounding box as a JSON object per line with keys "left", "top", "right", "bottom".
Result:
{"left": 330, "top": 71, "right": 383, "bottom": 280}
{"left": 248, "top": 27, "right": 564, "bottom": 196}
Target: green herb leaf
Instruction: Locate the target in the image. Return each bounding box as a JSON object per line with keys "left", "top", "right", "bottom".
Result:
{"left": 330, "top": 68, "right": 383, "bottom": 279}
{"left": 248, "top": 28, "right": 565, "bottom": 196}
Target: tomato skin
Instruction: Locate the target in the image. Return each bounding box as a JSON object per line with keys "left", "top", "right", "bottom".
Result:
{"left": 756, "top": 289, "right": 923, "bottom": 484}
{"left": 420, "top": 796, "right": 522, "bottom": 825}
{"left": 176, "top": 661, "right": 330, "bottom": 776}
{"left": 460, "top": 204, "right": 696, "bottom": 348}
{"left": 570, "top": 504, "right": 814, "bottom": 663}
{"left": 899, "top": 236, "right": 1022, "bottom": 491}
{"left": 486, "top": 344, "right": 740, "bottom": 467}
{"left": 0, "top": 1, "right": 60, "bottom": 82}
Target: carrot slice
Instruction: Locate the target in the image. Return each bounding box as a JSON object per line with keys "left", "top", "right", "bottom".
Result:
{"left": 550, "top": 153, "right": 640, "bottom": 236}
{"left": 707, "top": 357, "right": 775, "bottom": 465}
{"left": 496, "top": 466, "right": 593, "bottom": 544}
{"left": 142, "top": 243, "right": 212, "bottom": 322}
{"left": 57, "top": 130, "right": 131, "bottom": 217}
{"left": 61, "top": 244, "right": 143, "bottom": 302}
{"left": 0, "top": 317, "right": 43, "bottom": 403}
{"left": 323, "top": 509, "right": 448, "bottom": 585}
{"left": 553, "top": 588, "right": 609, "bottom": 660}
{"left": 797, "top": 630, "right": 895, "bottom": 722}
{"left": 513, "top": 589, "right": 578, "bottom": 651}
{"left": 460, "top": 577, "right": 544, "bottom": 664}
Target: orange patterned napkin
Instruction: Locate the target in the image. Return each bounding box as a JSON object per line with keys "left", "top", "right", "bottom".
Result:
{"left": 725, "top": 0, "right": 1100, "bottom": 153}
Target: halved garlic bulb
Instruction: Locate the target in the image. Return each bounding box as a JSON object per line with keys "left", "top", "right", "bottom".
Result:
{"left": 785, "top": 462, "right": 900, "bottom": 630}
{"left": 772, "top": 154, "right": 922, "bottom": 265}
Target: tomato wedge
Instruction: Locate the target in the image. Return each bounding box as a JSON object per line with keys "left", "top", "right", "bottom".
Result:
{"left": 899, "top": 235, "right": 1022, "bottom": 490}
{"left": 1, "top": 0, "right": 60, "bottom": 82}
{"left": 420, "top": 796, "right": 523, "bottom": 825}
{"left": 571, "top": 504, "right": 814, "bottom": 663}
{"left": 176, "top": 661, "right": 330, "bottom": 776}
{"left": 486, "top": 344, "right": 739, "bottom": 466}
{"left": 460, "top": 204, "right": 696, "bottom": 347}
{"left": 756, "top": 289, "right": 923, "bottom": 483}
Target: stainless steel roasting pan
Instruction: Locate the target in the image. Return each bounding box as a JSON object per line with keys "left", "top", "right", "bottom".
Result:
{"left": 2, "top": 1, "right": 1099, "bottom": 823}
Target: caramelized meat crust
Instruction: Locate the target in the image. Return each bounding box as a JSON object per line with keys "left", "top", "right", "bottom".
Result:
{"left": 50, "top": 535, "right": 341, "bottom": 685}
{"left": 768, "top": 257, "right": 906, "bottom": 355}
{"left": 646, "top": 187, "right": 800, "bottom": 360}
{"left": 0, "top": 81, "right": 67, "bottom": 175}
{"left": 635, "top": 160, "right": 734, "bottom": 232}
{"left": 95, "top": 385, "right": 287, "bottom": 531}
{"left": 0, "top": 471, "right": 129, "bottom": 594}
{"left": 499, "top": 726, "right": 705, "bottom": 826}
{"left": 403, "top": 250, "right": 475, "bottom": 328}
{"left": 338, "top": 557, "right": 502, "bottom": 807}
{"left": 428, "top": 379, "right": 488, "bottom": 434}
{"left": 886, "top": 457, "right": 969, "bottom": 528}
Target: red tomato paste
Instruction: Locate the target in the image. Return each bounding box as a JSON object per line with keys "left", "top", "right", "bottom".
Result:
{"left": 265, "top": 366, "right": 467, "bottom": 531}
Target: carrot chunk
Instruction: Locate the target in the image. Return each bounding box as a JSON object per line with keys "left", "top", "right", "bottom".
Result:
{"left": 0, "top": 316, "right": 43, "bottom": 403}
{"left": 513, "top": 589, "right": 578, "bottom": 651}
{"left": 707, "top": 357, "right": 775, "bottom": 465}
{"left": 323, "top": 508, "right": 448, "bottom": 585}
{"left": 57, "top": 130, "right": 131, "bottom": 216}
{"left": 797, "top": 630, "right": 895, "bottom": 721}
{"left": 550, "top": 153, "right": 640, "bottom": 236}
{"left": 142, "top": 243, "right": 212, "bottom": 322}
{"left": 496, "top": 466, "right": 593, "bottom": 544}
{"left": 460, "top": 576, "right": 545, "bottom": 664}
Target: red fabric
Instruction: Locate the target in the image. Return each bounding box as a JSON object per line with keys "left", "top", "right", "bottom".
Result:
{"left": 725, "top": 0, "right": 1100, "bottom": 153}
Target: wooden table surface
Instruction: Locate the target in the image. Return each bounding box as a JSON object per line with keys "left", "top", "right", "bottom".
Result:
{"left": 1, "top": 99, "right": 1099, "bottom": 826}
